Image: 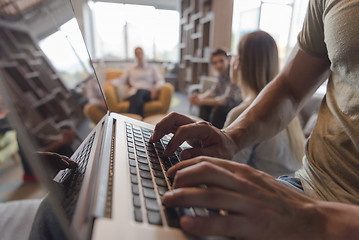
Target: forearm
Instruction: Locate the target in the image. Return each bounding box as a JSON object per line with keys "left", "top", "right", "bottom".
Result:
{"left": 224, "top": 77, "right": 299, "bottom": 150}
{"left": 223, "top": 47, "right": 330, "bottom": 152}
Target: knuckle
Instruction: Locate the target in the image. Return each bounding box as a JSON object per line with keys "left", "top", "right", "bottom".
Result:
{"left": 197, "top": 161, "right": 216, "bottom": 173}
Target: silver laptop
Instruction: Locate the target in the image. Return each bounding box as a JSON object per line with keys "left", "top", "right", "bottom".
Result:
{"left": 0, "top": 0, "right": 224, "bottom": 239}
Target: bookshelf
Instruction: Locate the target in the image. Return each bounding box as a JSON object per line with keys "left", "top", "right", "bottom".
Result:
{"left": 0, "top": 23, "right": 84, "bottom": 137}
{"left": 178, "top": 0, "right": 234, "bottom": 92}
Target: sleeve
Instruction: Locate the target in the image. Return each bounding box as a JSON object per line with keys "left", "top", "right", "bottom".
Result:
{"left": 152, "top": 66, "right": 165, "bottom": 89}
{"left": 297, "top": 0, "right": 328, "bottom": 58}
{"left": 111, "top": 70, "right": 129, "bottom": 87}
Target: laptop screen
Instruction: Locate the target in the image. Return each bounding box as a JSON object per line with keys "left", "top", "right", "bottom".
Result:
{"left": 0, "top": 0, "right": 108, "bottom": 238}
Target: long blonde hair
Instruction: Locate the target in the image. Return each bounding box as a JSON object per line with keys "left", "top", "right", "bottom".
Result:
{"left": 238, "top": 31, "right": 305, "bottom": 166}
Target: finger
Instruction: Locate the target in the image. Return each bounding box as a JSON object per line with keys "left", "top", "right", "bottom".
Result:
{"left": 179, "top": 146, "right": 223, "bottom": 160}
{"left": 163, "top": 122, "right": 214, "bottom": 156}
{"left": 163, "top": 187, "right": 255, "bottom": 215}
{"left": 60, "top": 156, "right": 78, "bottom": 169}
{"left": 166, "top": 156, "right": 278, "bottom": 191}
{"left": 180, "top": 215, "right": 252, "bottom": 238}
{"left": 150, "top": 112, "right": 195, "bottom": 143}
{"left": 172, "top": 161, "right": 250, "bottom": 193}
{"left": 167, "top": 156, "right": 244, "bottom": 178}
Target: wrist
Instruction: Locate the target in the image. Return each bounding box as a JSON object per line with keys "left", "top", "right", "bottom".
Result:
{"left": 221, "top": 128, "right": 241, "bottom": 156}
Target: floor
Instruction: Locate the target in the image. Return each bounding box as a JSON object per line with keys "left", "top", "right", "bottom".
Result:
{"left": 0, "top": 91, "right": 192, "bottom": 203}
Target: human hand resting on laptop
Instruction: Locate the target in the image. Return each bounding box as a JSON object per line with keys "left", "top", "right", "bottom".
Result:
{"left": 37, "top": 152, "right": 77, "bottom": 178}
{"left": 162, "top": 156, "right": 353, "bottom": 240}
{"left": 150, "top": 112, "right": 238, "bottom": 160}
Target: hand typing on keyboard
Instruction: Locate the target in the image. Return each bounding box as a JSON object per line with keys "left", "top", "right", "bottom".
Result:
{"left": 150, "top": 112, "right": 237, "bottom": 160}
{"left": 162, "top": 156, "right": 318, "bottom": 239}
{"left": 37, "top": 152, "right": 77, "bottom": 178}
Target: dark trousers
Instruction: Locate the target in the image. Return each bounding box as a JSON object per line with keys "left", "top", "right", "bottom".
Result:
{"left": 199, "top": 105, "right": 233, "bottom": 129}
{"left": 127, "top": 89, "right": 151, "bottom": 117}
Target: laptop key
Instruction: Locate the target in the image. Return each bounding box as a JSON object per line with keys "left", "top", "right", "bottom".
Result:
{"left": 147, "top": 210, "right": 162, "bottom": 226}
{"left": 131, "top": 175, "right": 138, "bottom": 184}
{"left": 151, "top": 163, "right": 162, "bottom": 171}
{"left": 164, "top": 207, "right": 180, "bottom": 228}
{"left": 129, "top": 159, "right": 136, "bottom": 167}
{"left": 155, "top": 178, "right": 168, "bottom": 187}
{"left": 130, "top": 166, "right": 137, "bottom": 175}
{"left": 137, "top": 156, "right": 148, "bottom": 164}
{"left": 128, "top": 147, "right": 134, "bottom": 153}
{"left": 134, "top": 207, "right": 142, "bottom": 222}
{"left": 149, "top": 156, "right": 160, "bottom": 164}
{"left": 145, "top": 198, "right": 160, "bottom": 211}
{"left": 136, "top": 151, "right": 147, "bottom": 158}
{"left": 141, "top": 179, "right": 154, "bottom": 189}
{"left": 133, "top": 195, "right": 141, "bottom": 207}
{"left": 153, "top": 170, "right": 165, "bottom": 179}
{"left": 132, "top": 184, "right": 139, "bottom": 195}
{"left": 157, "top": 185, "right": 168, "bottom": 196}
{"left": 138, "top": 163, "right": 150, "bottom": 172}
{"left": 143, "top": 187, "right": 156, "bottom": 199}
{"left": 139, "top": 170, "right": 152, "bottom": 179}
{"left": 128, "top": 153, "right": 135, "bottom": 159}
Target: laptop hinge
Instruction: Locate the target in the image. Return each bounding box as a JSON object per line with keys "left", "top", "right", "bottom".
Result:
{"left": 91, "top": 116, "right": 115, "bottom": 218}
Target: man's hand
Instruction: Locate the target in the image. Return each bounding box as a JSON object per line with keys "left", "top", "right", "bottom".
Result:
{"left": 37, "top": 152, "right": 77, "bottom": 178}
{"left": 150, "top": 112, "right": 237, "bottom": 160}
{"left": 150, "top": 88, "right": 158, "bottom": 100}
{"left": 189, "top": 94, "right": 201, "bottom": 105}
{"left": 163, "top": 156, "right": 324, "bottom": 239}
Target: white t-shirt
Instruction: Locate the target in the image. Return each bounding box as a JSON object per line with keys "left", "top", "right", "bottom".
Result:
{"left": 113, "top": 63, "right": 164, "bottom": 99}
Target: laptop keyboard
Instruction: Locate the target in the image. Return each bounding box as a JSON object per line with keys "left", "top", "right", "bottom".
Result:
{"left": 59, "top": 133, "right": 96, "bottom": 219}
{"left": 126, "top": 122, "right": 198, "bottom": 228}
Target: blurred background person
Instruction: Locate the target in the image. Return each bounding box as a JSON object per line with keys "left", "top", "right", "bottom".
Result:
{"left": 111, "top": 47, "right": 164, "bottom": 117}
{"left": 224, "top": 31, "right": 305, "bottom": 177}
{"left": 189, "top": 49, "right": 242, "bottom": 128}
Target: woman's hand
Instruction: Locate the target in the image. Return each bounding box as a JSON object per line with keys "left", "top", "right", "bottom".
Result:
{"left": 162, "top": 156, "right": 324, "bottom": 240}
{"left": 150, "top": 112, "right": 238, "bottom": 160}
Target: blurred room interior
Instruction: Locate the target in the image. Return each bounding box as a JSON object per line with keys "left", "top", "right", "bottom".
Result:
{"left": 0, "top": 0, "right": 325, "bottom": 208}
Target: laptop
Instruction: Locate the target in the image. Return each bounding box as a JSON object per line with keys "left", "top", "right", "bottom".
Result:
{"left": 0, "top": 0, "right": 225, "bottom": 239}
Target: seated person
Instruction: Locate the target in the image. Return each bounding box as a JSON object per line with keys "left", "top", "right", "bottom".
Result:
{"left": 189, "top": 49, "right": 241, "bottom": 128}
{"left": 112, "top": 47, "right": 164, "bottom": 117}
{"left": 224, "top": 31, "right": 305, "bottom": 177}
{"left": 149, "top": 0, "right": 359, "bottom": 238}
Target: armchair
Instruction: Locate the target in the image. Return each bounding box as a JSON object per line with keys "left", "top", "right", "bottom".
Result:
{"left": 104, "top": 83, "right": 174, "bottom": 118}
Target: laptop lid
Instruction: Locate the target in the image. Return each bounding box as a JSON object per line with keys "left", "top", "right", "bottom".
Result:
{"left": 0, "top": 0, "right": 108, "bottom": 238}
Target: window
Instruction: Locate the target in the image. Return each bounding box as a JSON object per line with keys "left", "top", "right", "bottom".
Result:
{"left": 90, "top": 2, "right": 180, "bottom": 62}
{"left": 39, "top": 18, "right": 93, "bottom": 89}
{"left": 231, "top": 0, "right": 309, "bottom": 61}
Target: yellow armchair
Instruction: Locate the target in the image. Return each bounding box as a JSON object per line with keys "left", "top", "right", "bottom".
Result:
{"left": 104, "top": 83, "right": 174, "bottom": 118}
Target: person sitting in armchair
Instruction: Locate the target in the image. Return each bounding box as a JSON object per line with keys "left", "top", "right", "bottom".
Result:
{"left": 111, "top": 47, "right": 165, "bottom": 117}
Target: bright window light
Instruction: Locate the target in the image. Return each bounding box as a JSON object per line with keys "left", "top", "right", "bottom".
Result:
{"left": 39, "top": 18, "right": 92, "bottom": 89}
{"left": 91, "top": 2, "right": 179, "bottom": 62}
